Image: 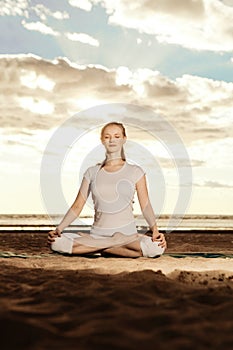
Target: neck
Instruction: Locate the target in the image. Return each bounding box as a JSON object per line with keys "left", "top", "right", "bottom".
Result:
{"left": 105, "top": 155, "right": 124, "bottom": 165}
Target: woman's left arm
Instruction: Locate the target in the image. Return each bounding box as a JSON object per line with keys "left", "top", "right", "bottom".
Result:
{"left": 136, "top": 175, "right": 167, "bottom": 248}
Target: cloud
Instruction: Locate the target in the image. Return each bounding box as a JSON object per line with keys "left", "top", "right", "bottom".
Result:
{"left": 0, "top": 55, "right": 232, "bottom": 213}
{"left": 95, "top": 0, "right": 233, "bottom": 52}
{"left": 0, "top": 0, "right": 29, "bottom": 17}
{"left": 195, "top": 180, "right": 233, "bottom": 188}
{"left": 205, "top": 181, "right": 233, "bottom": 188}
{"left": 21, "top": 20, "right": 60, "bottom": 36}
{"left": 19, "top": 97, "right": 54, "bottom": 115}
{"left": 0, "top": 1, "right": 69, "bottom": 37}
{"left": 65, "top": 32, "right": 100, "bottom": 46}
{"left": 32, "top": 4, "right": 69, "bottom": 20}
{"left": 2, "top": 1, "right": 233, "bottom": 53}
{"left": 68, "top": 0, "right": 93, "bottom": 11}
{"left": 188, "top": 138, "right": 233, "bottom": 169}
{"left": 20, "top": 70, "right": 55, "bottom": 91}
{"left": 0, "top": 54, "right": 232, "bottom": 146}
{"left": 0, "top": 1, "right": 69, "bottom": 20}
{"left": 221, "top": 0, "right": 233, "bottom": 6}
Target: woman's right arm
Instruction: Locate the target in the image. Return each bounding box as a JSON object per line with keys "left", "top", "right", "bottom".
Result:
{"left": 48, "top": 177, "right": 90, "bottom": 243}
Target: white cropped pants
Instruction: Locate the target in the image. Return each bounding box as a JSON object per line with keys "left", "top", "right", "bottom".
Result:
{"left": 51, "top": 232, "right": 165, "bottom": 258}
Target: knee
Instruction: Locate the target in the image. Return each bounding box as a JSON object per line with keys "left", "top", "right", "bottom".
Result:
{"left": 140, "top": 235, "right": 165, "bottom": 258}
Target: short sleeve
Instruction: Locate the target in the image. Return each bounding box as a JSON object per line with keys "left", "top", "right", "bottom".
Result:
{"left": 82, "top": 165, "right": 99, "bottom": 184}
{"left": 132, "top": 165, "right": 145, "bottom": 184}
{"left": 83, "top": 167, "right": 92, "bottom": 184}
{"left": 79, "top": 166, "right": 96, "bottom": 199}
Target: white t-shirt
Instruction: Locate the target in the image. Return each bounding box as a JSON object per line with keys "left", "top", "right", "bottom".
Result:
{"left": 83, "top": 162, "right": 145, "bottom": 236}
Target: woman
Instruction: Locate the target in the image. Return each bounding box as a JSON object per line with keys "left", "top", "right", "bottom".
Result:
{"left": 48, "top": 122, "right": 167, "bottom": 258}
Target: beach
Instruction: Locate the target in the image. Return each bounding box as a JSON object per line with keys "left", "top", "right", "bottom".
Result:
{"left": 0, "top": 231, "right": 233, "bottom": 349}
{"left": 1, "top": 1, "right": 233, "bottom": 348}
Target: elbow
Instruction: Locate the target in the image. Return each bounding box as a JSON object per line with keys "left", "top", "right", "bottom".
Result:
{"left": 70, "top": 204, "right": 81, "bottom": 217}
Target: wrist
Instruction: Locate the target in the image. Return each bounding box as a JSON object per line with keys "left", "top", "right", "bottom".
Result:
{"left": 151, "top": 225, "right": 158, "bottom": 232}
{"left": 55, "top": 227, "right": 62, "bottom": 234}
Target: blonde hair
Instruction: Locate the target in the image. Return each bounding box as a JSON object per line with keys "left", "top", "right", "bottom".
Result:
{"left": 100, "top": 122, "right": 126, "bottom": 167}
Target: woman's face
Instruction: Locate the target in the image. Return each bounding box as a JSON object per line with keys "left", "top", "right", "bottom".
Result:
{"left": 101, "top": 125, "right": 126, "bottom": 154}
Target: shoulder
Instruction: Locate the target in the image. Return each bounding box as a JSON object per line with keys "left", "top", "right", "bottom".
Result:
{"left": 83, "top": 164, "right": 100, "bottom": 181}
{"left": 84, "top": 164, "right": 100, "bottom": 174}
{"left": 126, "top": 163, "right": 145, "bottom": 182}
{"left": 126, "top": 162, "right": 145, "bottom": 173}
{"left": 126, "top": 162, "right": 143, "bottom": 170}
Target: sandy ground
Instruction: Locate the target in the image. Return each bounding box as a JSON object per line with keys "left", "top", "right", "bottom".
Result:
{"left": 0, "top": 232, "right": 233, "bottom": 349}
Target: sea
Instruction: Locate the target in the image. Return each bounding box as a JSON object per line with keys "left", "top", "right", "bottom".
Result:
{"left": 0, "top": 214, "right": 233, "bottom": 233}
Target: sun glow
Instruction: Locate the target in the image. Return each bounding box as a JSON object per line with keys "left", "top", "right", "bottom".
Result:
{"left": 19, "top": 97, "right": 54, "bottom": 115}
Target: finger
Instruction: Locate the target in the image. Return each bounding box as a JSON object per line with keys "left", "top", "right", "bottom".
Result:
{"left": 48, "top": 231, "right": 56, "bottom": 236}
{"left": 158, "top": 237, "right": 166, "bottom": 245}
{"left": 48, "top": 235, "right": 56, "bottom": 241}
{"left": 153, "top": 235, "right": 164, "bottom": 242}
{"left": 158, "top": 241, "right": 167, "bottom": 248}
{"left": 54, "top": 228, "right": 62, "bottom": 237}
{"left": 49, "top": 230, "right": 60, "bottom": 237}
{"left": 47, "top": 234, "right": 56, "bottom": 241}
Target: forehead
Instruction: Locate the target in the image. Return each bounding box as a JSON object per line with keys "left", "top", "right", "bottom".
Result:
{"left": 102, "top": 125, "right": 123, "bottom": 135}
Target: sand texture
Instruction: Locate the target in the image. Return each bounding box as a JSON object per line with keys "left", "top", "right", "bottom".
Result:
{"left": 0, "top": 232, "right": 233, "bottom": 349}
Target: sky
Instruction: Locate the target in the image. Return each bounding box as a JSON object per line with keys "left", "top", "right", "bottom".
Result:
{"left": 0, "top": 0, "right": 233, "bottom": 217}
